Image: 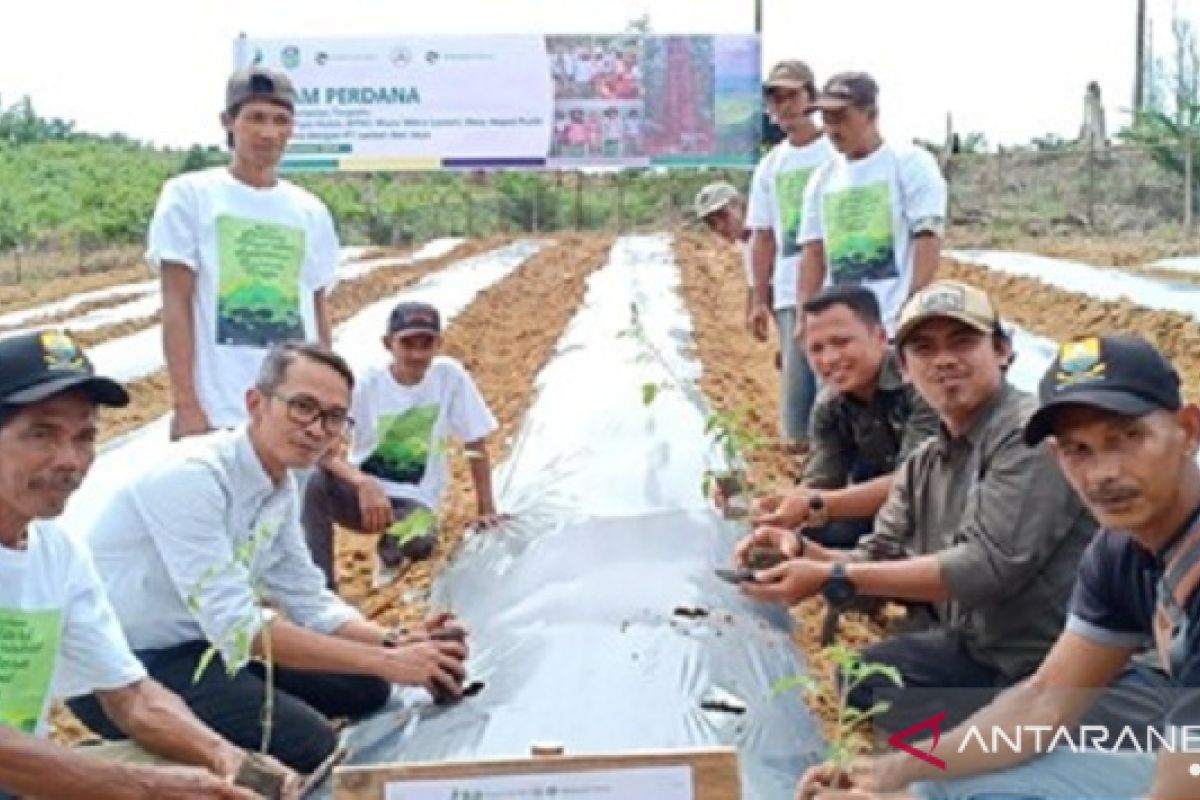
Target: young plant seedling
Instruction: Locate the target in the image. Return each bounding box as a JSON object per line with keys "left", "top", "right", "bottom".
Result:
{"left": 773, "top": 644, "right": 904, "bottom": 789}
{"left": 187, "top": 521, "right": 284, "bottom": 798}
{"left": 702, "top": 407, "right": 767, "bottom": 521}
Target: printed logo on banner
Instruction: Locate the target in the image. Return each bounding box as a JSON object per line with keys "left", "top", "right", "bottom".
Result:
{"left": 281, "top": 45, "right": 301, "bottom": 70}
{"left": 390, "top": 47, "right": 412, "bottom": 68}
{"left": 315, "top": 51, "right": 328, "bottom": 66}
{"left": 425, "top": 50, "right": 441, "bottom": 65}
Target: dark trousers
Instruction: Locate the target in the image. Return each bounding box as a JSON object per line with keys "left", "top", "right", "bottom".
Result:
{"left": 845, "top": 629, "right": 1006, "bottom": 733}
{"left": 301, "top": 467, "right": 437, "bottom": 590}
{"left": 68, "top": 641, "right": 391, "bottom": 773}
{"left": 844, "top": 630, "right": 1173, "bottom": 741}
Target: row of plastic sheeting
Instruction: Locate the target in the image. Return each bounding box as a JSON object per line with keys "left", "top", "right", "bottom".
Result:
{"left": 322, "top": 235, "right": 825, "bottom": 800}
{"left": 947, "top": 248, "right": 1200, "bottom": 321}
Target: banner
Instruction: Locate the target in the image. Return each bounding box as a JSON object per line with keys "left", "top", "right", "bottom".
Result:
{"left": 233, "top": 34, "right": 761, "bottom": 171}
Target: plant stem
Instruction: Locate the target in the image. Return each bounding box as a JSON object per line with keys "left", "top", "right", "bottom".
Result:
{"left": 259, "top": 608, "right": 274, "bottom": 754}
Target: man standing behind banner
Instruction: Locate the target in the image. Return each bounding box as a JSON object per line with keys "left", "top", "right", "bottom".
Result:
{"left": 746, "top": 60, "right": 836, "bottom": 451}
{"left": 151, "top": 66, "right": 338, "bottom": 440}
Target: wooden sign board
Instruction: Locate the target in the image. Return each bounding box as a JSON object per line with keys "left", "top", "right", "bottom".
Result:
{"left": 333, "top": 746, "right": 741, "bottom": 800}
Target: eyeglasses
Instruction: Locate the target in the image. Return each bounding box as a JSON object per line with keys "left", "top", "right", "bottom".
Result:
{"left": 265, "top": 390, "right": 354, "bottom": 434}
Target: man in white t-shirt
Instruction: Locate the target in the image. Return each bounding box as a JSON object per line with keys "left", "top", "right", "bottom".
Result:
{"left": 747, "top": 60, "right": 837, "bottom": 451}
{"left": 302, "top": 301, "right": 501, "bottom": 591}
{"left": 798, "top": 72, "right": 948, "bottom": 336}
{"left": 0, "top": 330, "right": 292, "bottom": 799}
{"left": 694, "top": 182, "right": 754, "bottom": 323}
{"left": 150, "top": 66, "right": 338, "bottom": 441}
{"left": 71, "top": 342, "right": 470, "bottom": 774}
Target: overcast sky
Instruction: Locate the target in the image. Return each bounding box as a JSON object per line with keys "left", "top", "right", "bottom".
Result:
{"left": 0, "top": 0, "right": 1192, "bottom": 148}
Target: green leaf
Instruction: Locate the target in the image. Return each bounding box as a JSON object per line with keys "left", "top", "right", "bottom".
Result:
{"left": 387, "top": 507, "right": 437, "bottom": 546}
{"left": 771, "top": 674, "right": 820, "bottom": 696}
{"left": 192, "top": 645, "right": 220, "bottom": 684}
{"left": 641, "top": 382, "right": 660, "bottom": 406}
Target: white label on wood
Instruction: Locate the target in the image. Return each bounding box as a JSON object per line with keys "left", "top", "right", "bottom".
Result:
{"left": 384, "top": 764, "right": 694, "bottom": 799}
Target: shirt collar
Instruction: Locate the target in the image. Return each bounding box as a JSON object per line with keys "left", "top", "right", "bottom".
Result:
{"left": 876, "top": 350, "right": 905, "bottom": 392}
{"left": 232, "top": 426, "right": 282, "bottom": 500}
{"left": 935, "top": 382, "right": 1013, "bottom": 454}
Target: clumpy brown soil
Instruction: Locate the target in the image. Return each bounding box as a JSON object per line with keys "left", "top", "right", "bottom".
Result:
{"left": 336, "top": 235, "right": 615, "bottom": 627}
{"left": 0, "top": 265, "right": 152, "bottom": 316}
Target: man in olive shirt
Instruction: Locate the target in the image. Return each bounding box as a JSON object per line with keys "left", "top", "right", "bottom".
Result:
{"left": 750, "top": 284, "right": 938, "bottom": 548}
{"left": 741, "top": 281, "right": 1095, "bottom": 723}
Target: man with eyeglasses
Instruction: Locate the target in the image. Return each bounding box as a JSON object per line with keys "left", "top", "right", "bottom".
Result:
{"left": 70, "top": 342, "right": 469, "bottom": 775}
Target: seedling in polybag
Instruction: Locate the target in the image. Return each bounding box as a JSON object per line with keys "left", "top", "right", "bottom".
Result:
{"left": 773, "top": 644, "right": 903, "bottom": 788}
{"left": 702, "top": 407, "right": 766, "bottom": 520}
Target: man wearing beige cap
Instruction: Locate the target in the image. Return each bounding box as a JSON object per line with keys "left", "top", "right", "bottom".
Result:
{"left": 693, "top": 182, "right": 755, "bottom": 326}
{"left": 151, "top": 65, "right": 338, "bottom": 440}
{"left": 747, "top": 60, "right": 836, "bottom": 451}
{"left": 739, "top": 280, "right": 1094, "bottom": 728}
{"left": 797, "top": 71, "right": 947, "bottom": 337}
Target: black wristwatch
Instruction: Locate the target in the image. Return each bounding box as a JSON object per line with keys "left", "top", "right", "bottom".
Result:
{"left": 808, "top": 493, "right": 829, "bottom": 527}
{"left": 821, "top": 561, "right": 856, "bottom": 607}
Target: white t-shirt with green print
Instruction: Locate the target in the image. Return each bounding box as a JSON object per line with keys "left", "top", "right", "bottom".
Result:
{"left": 746, "top": 136, "right": 836, "bottom": 310}
{"left": 798, "top": 141, "right": 948, "bottom": 335}
{"left": 350, "top": 357, "right": 498, "bottom": 510}
{"left": 0, "top": 522, "right": 145, "bottom": 737}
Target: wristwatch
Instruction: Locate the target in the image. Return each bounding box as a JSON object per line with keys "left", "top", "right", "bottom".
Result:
{"left": 808, "top": 492, "right": 829, "bottom": 528}
{"left": 821, "top": 561, "right": 856, "bottom": 607}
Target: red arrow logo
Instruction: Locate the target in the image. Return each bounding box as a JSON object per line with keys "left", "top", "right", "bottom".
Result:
{"left": 887, "top": 712, "right": 947, "bottom": 770}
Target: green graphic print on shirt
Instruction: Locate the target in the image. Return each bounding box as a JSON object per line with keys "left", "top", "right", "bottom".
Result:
{"left": 823, "top": 181, "right": 899, "bottom": 283}
{"left": 360, "top": 404, "right": 440, "bottom": 485}
{"left": 216, "top": 215, "right": 306, "bottom": 347}
{"left": 0, "top": 609, "right": 63, "bottom": 734}
{"left": 776, "top": 167, "right": 816, "bottom": 258}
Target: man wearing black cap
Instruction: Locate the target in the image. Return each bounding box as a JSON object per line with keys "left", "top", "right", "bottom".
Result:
{"left": 742, "top": 281, "right": 1095, "bottom": 730}
{"left": 800, "top": 333, "right": 1199, "bottom": 799}
{"left": 151, "top": 65, "right": 338, "bottom": 441}
{"left": 302, "top": 300, "right": 501, "bottom": 590}
{"left": 797, "top": 71, "right": 947, "bottom": 337}
{"left": 0, "top": 330, "right": 289, "bottom": 799}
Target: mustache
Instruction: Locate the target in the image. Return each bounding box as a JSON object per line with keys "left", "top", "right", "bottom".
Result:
{"left": 29, "top": 472, "right": 84, "bottom": 493}
{"left": 1086, "top": 484, "right": 1140, "bottom": 505}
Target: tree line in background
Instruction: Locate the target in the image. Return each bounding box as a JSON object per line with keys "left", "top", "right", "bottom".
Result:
{"left": 3, "top": 6, "right": 1200, "bottom": 259}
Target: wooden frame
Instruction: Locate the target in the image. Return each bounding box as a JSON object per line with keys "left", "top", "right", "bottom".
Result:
{"left": 333, "top": 746, "right": 741, "bottom": 799}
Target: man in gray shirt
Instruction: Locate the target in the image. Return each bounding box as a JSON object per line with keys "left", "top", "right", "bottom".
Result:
{"left": 70, "top": 343, "right": 469, "bottom": 774}
{"left": 741, "top": 281, "right": 1094, "bottom": 724}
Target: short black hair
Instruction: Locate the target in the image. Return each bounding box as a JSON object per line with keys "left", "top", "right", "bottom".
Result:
{"left": 256, "top": 342, "right": 355, "bottom": 394}
{"left": 802, "top": 284, "right": 883, "bottom": 328}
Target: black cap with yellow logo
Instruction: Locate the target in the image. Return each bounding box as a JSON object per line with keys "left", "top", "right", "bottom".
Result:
{"left": 1023, "top": 334, "right": 1181, "bottom": 446}
{"left": 0, "top": 330, "right": 129, "bottom": 408}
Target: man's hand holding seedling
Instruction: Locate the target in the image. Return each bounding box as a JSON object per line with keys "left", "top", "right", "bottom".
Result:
{"left": 377, "top": 637, "right": 469, "bottom": 700}
{"left": 741, "top": 557, "right": 833, "bottom": 604}
{"left": 754, "top": 488, "right": 816, "bottom": 528}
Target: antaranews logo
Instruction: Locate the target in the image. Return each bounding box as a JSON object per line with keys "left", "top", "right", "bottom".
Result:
{"left": 888, "top": 712, "right": 947, "bottom": 770}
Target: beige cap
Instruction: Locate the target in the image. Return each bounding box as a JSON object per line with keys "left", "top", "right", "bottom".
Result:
{"left": 764, "top": 60, "right": 815, "bottom": 91}
{"left": 693, "top": 182, "right": 740, "bottom": 218}
{"left": 895, "top": 280, "right": 1000, "bottom": 347}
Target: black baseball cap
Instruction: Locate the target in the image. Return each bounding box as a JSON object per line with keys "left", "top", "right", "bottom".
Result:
{"left": 226, "top": 66, "right": 296, "bottom": 114}
{"left": 0, "top": 330, "right": 129, "bottom": 408}
{"left": 386, "top": 301, "right": 442, "bottom": 338}
{"left": 1023, "top": 334, "right": 1181, "bottom": 446}
{"left": 809, "top": 71, "right": 879, "bottom": 111}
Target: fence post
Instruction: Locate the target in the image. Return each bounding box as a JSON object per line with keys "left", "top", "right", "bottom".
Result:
{"left": 1186, "top": 134, "right": 1195, "bottom": 231}
{"left": 1087, "top": 138, "right": 1097, "bottom": 230}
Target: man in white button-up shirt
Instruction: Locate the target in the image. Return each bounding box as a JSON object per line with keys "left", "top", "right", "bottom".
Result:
{"left": 71, "top": 342, "right": 468, "bottom": 774}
